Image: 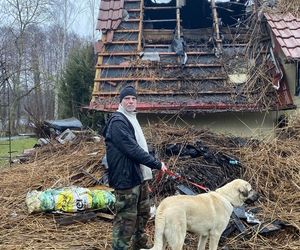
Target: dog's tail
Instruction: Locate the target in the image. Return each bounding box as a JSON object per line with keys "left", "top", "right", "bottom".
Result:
{"left": 145, "top": 208, "right": 166, "bottom": 250}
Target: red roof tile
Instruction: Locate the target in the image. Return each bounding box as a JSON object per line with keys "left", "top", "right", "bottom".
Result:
{"left": 96, "top": 0, "right": 125, "bottom": 32}
{"left": 265, "top": 12, "right": 300, "bottom": 60}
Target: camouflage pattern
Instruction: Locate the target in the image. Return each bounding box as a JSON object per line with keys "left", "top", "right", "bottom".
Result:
{"left": 112, "top": 182, "right": 151, "bottom": 250}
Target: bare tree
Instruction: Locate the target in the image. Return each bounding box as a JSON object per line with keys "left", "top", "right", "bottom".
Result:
{"left": 48, "top": 0, "right": 85, "bottom": 119}
{"left": 0, "top": 0, "right": 51, "bottom": 133}
{"left": 86, "top": 0, "right": 98, "bottom": 41}
{"left": 0, "top": 0, "right": 93, "bottom": 134}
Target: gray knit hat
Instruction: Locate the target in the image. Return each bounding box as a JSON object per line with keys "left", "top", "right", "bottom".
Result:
{"left": 119, "top": 86, "right": 137, "bottom": 102}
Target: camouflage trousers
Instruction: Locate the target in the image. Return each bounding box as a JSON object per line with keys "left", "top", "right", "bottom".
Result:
{"left": 112, "top": 181, "right": 151, "bottom": 250}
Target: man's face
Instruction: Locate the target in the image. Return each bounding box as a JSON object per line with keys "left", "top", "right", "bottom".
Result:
{"left": 121, "top": 95, "right": 137, "bottom": 112}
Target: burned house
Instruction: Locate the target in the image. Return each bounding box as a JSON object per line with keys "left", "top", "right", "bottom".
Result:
{"left": 89, "top": 0, "right": 300, "bottom": 137}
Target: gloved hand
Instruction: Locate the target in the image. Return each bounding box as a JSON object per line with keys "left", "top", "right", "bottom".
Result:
{"left": 160, "top": 162, "right": 167, "bottom": 172}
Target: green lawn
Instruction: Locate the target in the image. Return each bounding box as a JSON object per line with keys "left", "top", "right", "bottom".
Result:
{"left": 0, "top": 137, "right": 37, "bottom": 167}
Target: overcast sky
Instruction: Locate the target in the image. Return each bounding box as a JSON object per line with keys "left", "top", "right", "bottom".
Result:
{"left": 71, "top": 0, "right": 101, "bottom": 40}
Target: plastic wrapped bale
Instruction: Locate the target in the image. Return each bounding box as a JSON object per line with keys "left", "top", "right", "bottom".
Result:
{"left": 26, "top": 186, "right": 115, "bottom": 214}
{"left": 26, "top": 190, "right": 55, "bottom": 214}
{"left": 54, "top": 186, "right": 93, "bottom": 212}
{"left": 92, "top": 189, "right": 115, "bottom": 209}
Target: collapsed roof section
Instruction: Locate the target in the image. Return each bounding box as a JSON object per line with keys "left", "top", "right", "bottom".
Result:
{"left": 90, "top": 0, "right": 295, "bottom": 113}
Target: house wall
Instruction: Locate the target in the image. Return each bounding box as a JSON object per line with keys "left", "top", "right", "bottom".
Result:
{"left": 282, "top": 61, "right": 300, "bottom": 108}
{"left": 283, "top": 62, "right": 296, "bottom": 95}
{"left": 138, "top": 111, "right": 279, "bottom": 139}
{"left": 278, "top": 50, "right": 300, "bottom": 120}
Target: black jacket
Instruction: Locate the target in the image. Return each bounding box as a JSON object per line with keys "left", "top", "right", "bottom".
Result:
{"left": 103, "top": 112, "right": 162, "bottom": 190}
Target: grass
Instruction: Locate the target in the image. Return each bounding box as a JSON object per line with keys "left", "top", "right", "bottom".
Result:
{"left": 0, "top": 137, "right": 37, "bottom": 167}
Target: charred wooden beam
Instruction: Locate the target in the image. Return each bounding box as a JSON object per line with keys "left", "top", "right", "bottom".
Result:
{"left": 138, "top": 0, "right": 144, "bottom": 51}
{"left": 96, "top": 63, "right": 223, "bottom": 69}
{"left": 94, "top": 76, "right": 226, "bottom": 82}
{"left": 103, "top": 41, "right": 138, "bottom": 45}
{"left": 93, "top": 90, "right": 238, "bottom": 96}
{"left": 176, "top": 0, "right": 181, "bottom": 39}
{"left": 143, "top": 19, "right": 178, "bottom": 23}
{"left": 97, "top": 51, "right": 215, "bottom": 56}
{"left": 144, "top": 6, "right": 177, "bottom": 10}
{"left": 211, "top": 0, "right": 222, "bottom": 52}
{"left": 114, "top": 29, "right": 139, "bottom": 33}
{"left": 127, "top": 8, "right": 141, "bottom": 12}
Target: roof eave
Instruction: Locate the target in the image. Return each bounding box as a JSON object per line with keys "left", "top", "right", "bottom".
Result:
{"left": 86, "top": 102, "right": 294, "bottom": 114}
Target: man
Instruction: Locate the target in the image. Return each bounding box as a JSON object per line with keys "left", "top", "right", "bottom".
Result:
{"left": 103, "top": 86, "right": 167, "bottom": 250}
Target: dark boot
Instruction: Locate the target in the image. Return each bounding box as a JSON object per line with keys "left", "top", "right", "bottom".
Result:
{"left": 131, "top": 242, "right": 152, "bottom": 250}
{"left": 131, "top": 234, "right": 152, "bottom": 250}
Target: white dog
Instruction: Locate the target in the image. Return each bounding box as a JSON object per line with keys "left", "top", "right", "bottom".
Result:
{"left": 143, "top": 179, "right": 258, "bottom": 250}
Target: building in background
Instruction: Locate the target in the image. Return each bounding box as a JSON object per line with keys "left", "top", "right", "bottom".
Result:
{"left": 89, "top": 0, "right": 300, "bottom": 137}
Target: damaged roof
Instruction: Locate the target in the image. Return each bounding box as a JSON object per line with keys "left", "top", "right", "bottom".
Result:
{"left": 90, "top": 0, "right": 296, "bottom": 114}
{"left": 265, "top": 12, "right": 300, "bottom": 61}
{"left": 96, "top": 0, "right": 126, "bottom": 43}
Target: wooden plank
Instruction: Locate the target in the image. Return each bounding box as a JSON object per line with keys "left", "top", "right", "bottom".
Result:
{"left": 96, "top": 212, "right": 115, "bottom": 220}
{"left": 135, "top": 0, "right": 142, "bottom": 85}
{"left": 104, "top": 41, "right": 138, "bottom": 44}
{"left": 114, "top": 29, "right": 139, "bottom": 33}
{"left": 93, "top": 35, "right": 105, "bottom": 95}
{"left": 127, "top": 8, "right": 141, "bottom": 12}
{"left": 97, "top": 51, "right": 215, "bottom": 56}
{"left": 55, "top": 211, "right": 114, "bottom": 226}
{"left": 144, "top": 44, "right": 171, "bottom": 48}
{"left": 125, "top": 18, "right": 140, "bottom": 22}
{"left": 96, "top": 63, "right": 223, "bottom": 69}
{"left": 176, "top": 0, "right": 181, "bottom": 39}
{"left": 80, "top": 168, "right": 99, "bottom": 183}
{"left": 98, "top": 52, "right": 136, "bottom": 56}
{"left": 211, "top": 0, "right": 222, "bottom": 51}
{"left": 94, "top": 76, "right": 226, "bottom": 82}
{"left": 56, "top": 212, "right": 96, "bottom": 226}
{"left": 143, "top": 29, "right": 173, "bottom": 41}
{"left": 144, "top": 6, "right": 177, "bottom": 10}
{"left": 143, "top": 19, "right": 178, "bottom": 23}
{"left": 138, "top": 0, "right": 144, "bottom": 51}
{"left": 93, "top": 90, "right": 234, "bottom": 96}
{"left": 114, "top": 29, "right": 139, "bottom": 34}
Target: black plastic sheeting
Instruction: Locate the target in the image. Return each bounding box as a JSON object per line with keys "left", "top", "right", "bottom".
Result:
{"left": 43, "top": 118, "right": 83, "bottom": 134}
{"left": 150, "top": 139, "right": 244, "bottom": 196}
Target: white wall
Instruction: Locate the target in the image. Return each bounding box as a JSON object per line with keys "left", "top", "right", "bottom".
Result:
{"left": 138, "top": 111, "right": 279, "bottom": 139}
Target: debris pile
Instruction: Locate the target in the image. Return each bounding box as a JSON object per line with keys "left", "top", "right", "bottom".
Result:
{"left": 145, "top": 125, "right": 247, "bottom": 197}
{"left": 276, "top": 0, "right": 300, "bottom": 18}
{"left": 0, "top": 122, "right": 299, "bottom": 249}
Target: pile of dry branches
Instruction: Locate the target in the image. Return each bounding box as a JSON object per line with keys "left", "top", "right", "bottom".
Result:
{"left": 0, "top": 137, "right": 110, "bottom": 249}
{"left": 0, "top": 121, "right": 300, "bottom": 249}
{"left": 276, "top": 0, "right": 300, "bottom": 17}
